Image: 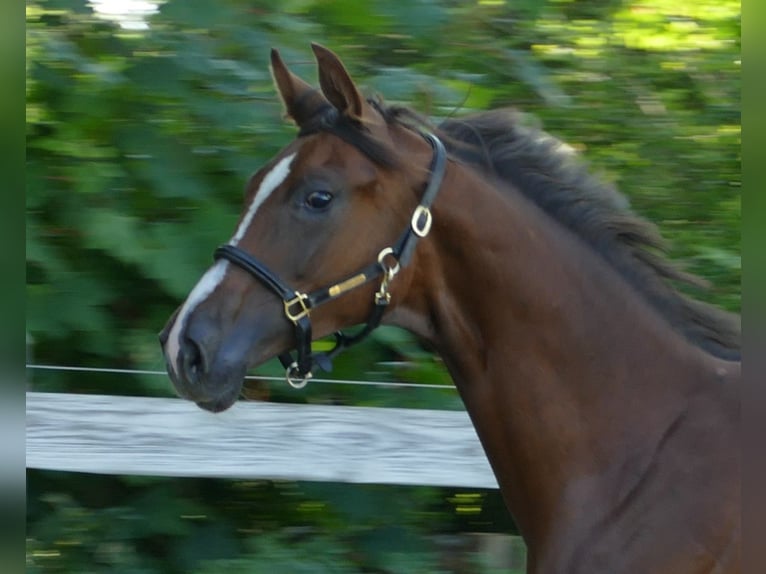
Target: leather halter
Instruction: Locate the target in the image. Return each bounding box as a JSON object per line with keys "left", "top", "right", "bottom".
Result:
{"left": 214, "top": 132, "right": 447, "bottom": 388}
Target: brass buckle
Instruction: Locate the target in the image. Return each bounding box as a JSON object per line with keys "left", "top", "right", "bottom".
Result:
{"left": 411, "top": 205, "right": 433, "bottom": 237}
{"left": 284, "top": 292, "right": 310, "bottom": 323}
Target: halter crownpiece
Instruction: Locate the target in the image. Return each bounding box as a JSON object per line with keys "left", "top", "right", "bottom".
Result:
{"left": 213, "top": 132, "right": 447, "bottom": 388}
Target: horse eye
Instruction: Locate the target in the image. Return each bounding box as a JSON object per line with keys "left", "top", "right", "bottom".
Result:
{"left": 305, "top": 190, "right": 334, "bottom": 211}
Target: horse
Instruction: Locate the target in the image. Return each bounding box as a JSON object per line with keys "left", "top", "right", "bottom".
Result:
{"left": 159, "top": 44, "right": 740, "bottom": 573}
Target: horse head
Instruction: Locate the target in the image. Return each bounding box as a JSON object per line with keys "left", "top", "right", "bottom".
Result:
{"left": 159, "top": 44, "right": 441, "bottom": 411}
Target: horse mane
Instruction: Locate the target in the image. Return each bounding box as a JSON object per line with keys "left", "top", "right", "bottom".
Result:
{"left": 436, "top": 108, "right": 741, "bottom": 361}
{"left": 306, "top": 98, "right": 741, "bottom": 360}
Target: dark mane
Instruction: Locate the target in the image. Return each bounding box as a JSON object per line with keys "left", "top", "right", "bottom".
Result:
{"left": 308, "top": 98, "right": 741, "bottom": 360}
{"left": 435, "top": 109, "right": 740, "bottom": 360}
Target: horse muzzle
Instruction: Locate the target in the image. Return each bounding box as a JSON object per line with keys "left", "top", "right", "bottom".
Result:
{"left": 159, "top": 310, "right": 257, "bottom": 412}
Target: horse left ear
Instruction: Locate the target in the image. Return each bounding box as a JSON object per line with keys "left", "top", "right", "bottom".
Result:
{"left": 271, "top": 47, "right": 330, "bottom": 127}
{"left": 311, "top": 43, "right": 364, "bottom": 122}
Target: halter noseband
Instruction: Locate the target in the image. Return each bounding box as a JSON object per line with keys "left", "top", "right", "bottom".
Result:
{"left": 213, "top": 132, "right": 447, "bottom": 388}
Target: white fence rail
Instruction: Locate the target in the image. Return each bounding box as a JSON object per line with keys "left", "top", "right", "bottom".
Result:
{"left": 26, "top": 392, "right": 498, "bottom": 489}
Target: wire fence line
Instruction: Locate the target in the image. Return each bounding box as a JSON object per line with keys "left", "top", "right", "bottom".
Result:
{"left": 25, "top": 363, "right": 457, "bottom": 390}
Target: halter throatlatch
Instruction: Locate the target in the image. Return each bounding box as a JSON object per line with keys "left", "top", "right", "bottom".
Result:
{"left": 213, "top": 132, "right": 447, "bottom": 388}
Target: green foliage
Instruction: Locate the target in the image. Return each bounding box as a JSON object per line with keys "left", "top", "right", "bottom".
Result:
{"left": 27, "top": 472, "right": 503, "bottom": 573}
{"left": 26, "top": 0, "right": 739, "bottom": 571}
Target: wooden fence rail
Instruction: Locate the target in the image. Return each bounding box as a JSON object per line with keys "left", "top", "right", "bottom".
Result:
{"left": 26, "top": 392, "right": 498, "bottom": 489}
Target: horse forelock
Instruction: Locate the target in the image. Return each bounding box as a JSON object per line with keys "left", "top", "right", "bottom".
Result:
{"left": 290, "top": 96, "right": 400, "bottom": 170}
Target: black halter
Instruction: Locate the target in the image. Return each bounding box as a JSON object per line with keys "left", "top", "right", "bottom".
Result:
{"left": 214, "top": 132, "right": 447, "bottom": 388}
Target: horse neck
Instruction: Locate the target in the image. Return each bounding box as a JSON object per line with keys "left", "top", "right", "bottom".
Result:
{"left": 389, "top": 160, "right": 735, "bottom": 558}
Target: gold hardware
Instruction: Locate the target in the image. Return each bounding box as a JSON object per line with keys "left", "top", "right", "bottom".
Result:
{"left": 374, "top": 247, "right": 401, "bottom": 306}
{"left": 411, "top": 205, "right": 433, "bottom": 237}
{"left": 284, "top": 293, "right": 310, "bottom": 323}
{"left": 328, "top": 273, "right": 367, "bottom": 298}
{"left": 375, "top": 290, "right": 392, "bottom": 305}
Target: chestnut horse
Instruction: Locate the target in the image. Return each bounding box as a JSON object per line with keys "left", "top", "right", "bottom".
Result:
{"left": 160, "top": 45, "right": 740, "bottom": 573}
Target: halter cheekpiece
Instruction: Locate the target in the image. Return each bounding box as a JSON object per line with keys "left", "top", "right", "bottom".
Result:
{"left": 214, "top": 132, "right": 447, "bottom": 388}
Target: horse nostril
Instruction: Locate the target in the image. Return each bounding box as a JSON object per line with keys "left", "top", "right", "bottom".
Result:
{"left": 180, "top": 336, "right": 207, "bottom": 383}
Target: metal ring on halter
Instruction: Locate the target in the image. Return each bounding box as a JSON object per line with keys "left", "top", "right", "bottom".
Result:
{"left": 286, "top": 362, "right": 312, "bottom": 389}
{"left": 377, "top": 247, "right": 401, "bottom": 279}
{"left": 411, "top": 205, "right": 433, "bottom": 238}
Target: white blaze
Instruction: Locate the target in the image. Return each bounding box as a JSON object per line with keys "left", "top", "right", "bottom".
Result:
{"left": 165, "top": 152, "right": 296, "bottom": 375}
{"left": 231, "top": 153, "right": 296, "bottom": 246}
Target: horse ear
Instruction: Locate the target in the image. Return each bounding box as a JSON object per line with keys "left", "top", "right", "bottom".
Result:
{"left": 270, "top": 48, "right": 329, "bottom": 126}
{"left": 311, "top": 43, "right": 364, "bottom": 122}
